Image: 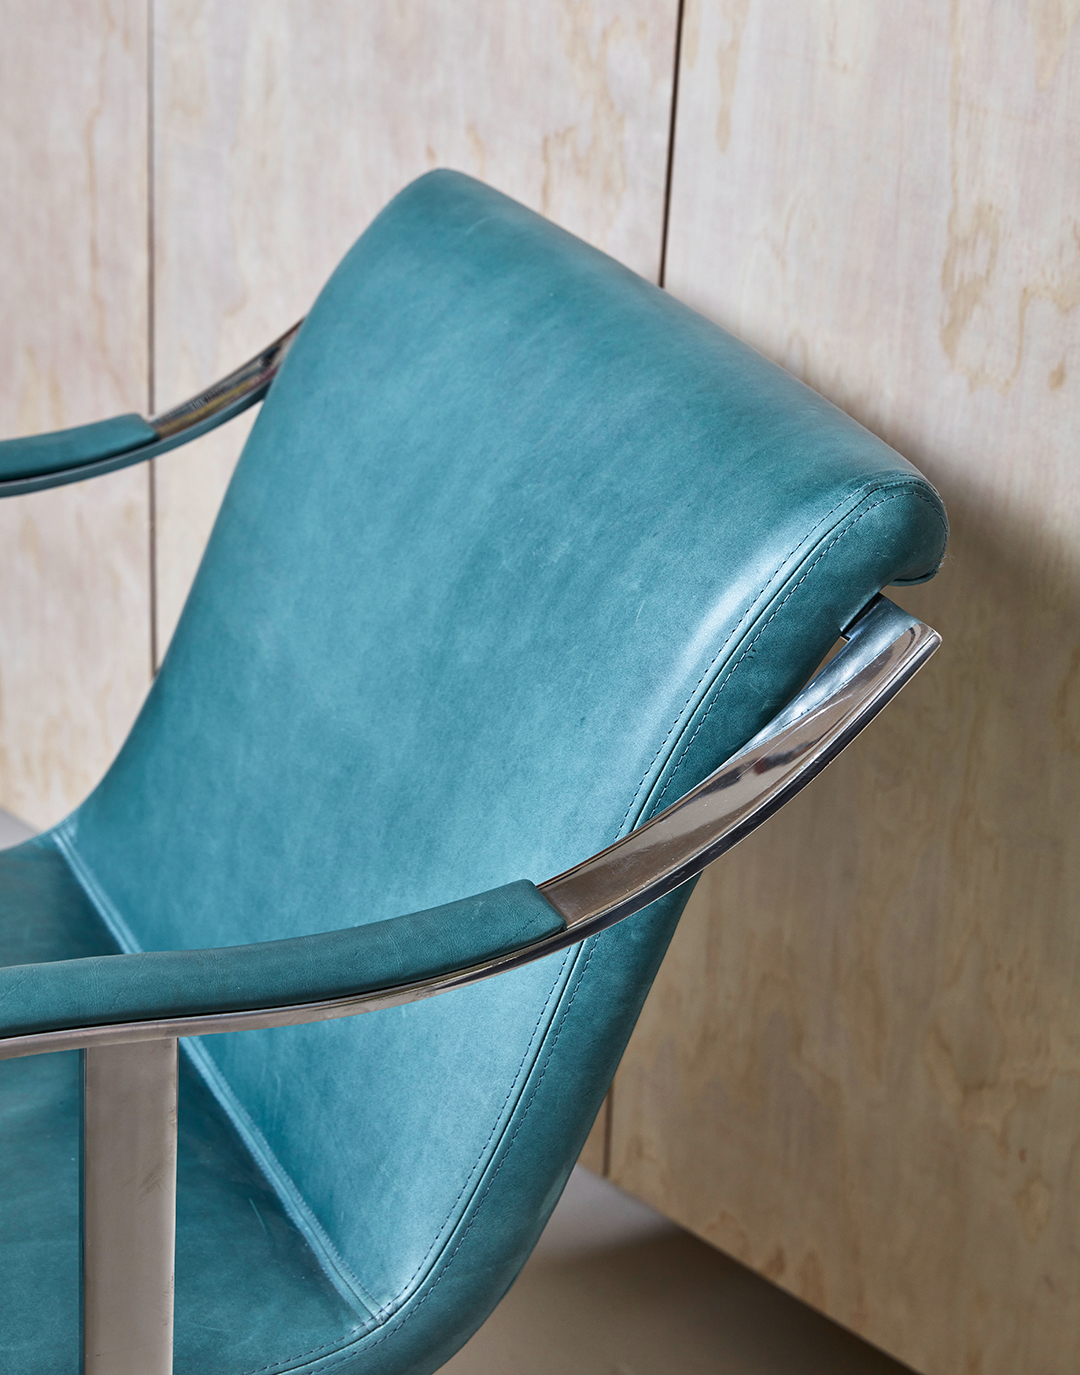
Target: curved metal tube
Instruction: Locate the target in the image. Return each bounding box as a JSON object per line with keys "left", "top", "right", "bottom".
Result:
{"left": 0, "top": 322, "right": 303, "bottom": 497}
{"left": 542, "top": 595, "right": 939, "bottom": 928}
{"left": 149, "top": 321, "right": 302, "bottom": 440}
{"left": 0, "top": 595, "right": 939, "bottom": 1061}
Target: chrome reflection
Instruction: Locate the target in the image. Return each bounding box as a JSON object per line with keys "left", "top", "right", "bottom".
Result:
{"left": 151, "top": 320, "right": 303, "bottom": 439}
{"left": 0, "top": 321, "right": 305, "bottom": 498}
{"left": 540, "top": 596, "right": 940, "bottom": 929}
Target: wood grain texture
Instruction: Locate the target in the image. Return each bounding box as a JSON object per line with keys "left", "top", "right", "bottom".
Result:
{"left": 151, "top": 0, "right": 680, "bottom": 656}
{"left": 609, "top": 4, "right": 1080, "bottom": 1374}
{"left": 0, "top": 1, "right": 151, "bottom": 828}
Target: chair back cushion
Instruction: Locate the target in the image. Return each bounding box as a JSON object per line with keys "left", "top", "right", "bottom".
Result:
{"left": 62, "top": 172, "right": 946, "bottom": 1368}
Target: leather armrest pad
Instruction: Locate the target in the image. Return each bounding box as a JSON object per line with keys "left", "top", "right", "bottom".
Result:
{"left": 0, "top": 413, "right": 157, "bottom": 482}
{"left": 0, "top": 879, "right": 565, "bottom": 1038}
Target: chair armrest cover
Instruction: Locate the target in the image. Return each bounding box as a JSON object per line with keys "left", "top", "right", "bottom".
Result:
{"left": 0, "top": 323, "right": 299, "bottom": 495}
{"left": 0, "top": 879, "right": 564, "bottom": 1039}
{"left": 0, "top": 414, "right": 158, "bottom": 483}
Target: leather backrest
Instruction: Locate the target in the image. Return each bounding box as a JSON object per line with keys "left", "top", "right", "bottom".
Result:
{"left": 61, "top": 172, "right": 946, "bottom": 1364}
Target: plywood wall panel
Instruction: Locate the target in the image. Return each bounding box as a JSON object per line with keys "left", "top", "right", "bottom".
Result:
{"left": 577, "top": 1098, "right": 610, "bottom": 1176}
{"left": 0, "top": 1, "right": 150, "bottom": 827}
{"left": 151, "top": 0, "right": 679, "bottom": 655}
{"left": 609, "top": 4, "right": 1080, "bottom": 1373}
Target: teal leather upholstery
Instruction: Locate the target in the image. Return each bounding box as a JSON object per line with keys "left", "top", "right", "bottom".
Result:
{"left": 0, "top": 170, "right": 946, "bottom": 1373}
{"left": 0, "top": 412, "right": 156, "bottom": 481}
{"left": 0, "top": 879, "right": 564, "bottom": 1037}
{"left": 0, "top": 840, "right": 364, "bottom": 1374}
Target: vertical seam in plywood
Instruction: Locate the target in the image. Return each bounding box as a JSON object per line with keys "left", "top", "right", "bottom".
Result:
{"left": 614, "top": 0, "right": 683, "bottom": 1191}
{"left": 658, "top": 0, "right": 686, "bottom": 289}
{"left": 147, "top": 0, "right": 158, "bottom": 676}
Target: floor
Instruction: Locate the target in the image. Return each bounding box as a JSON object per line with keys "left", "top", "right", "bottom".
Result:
{"left": 444, "top": 1167, "right": 912, "bottom": 1375}
{"left": 0, "top": 808, "right": 912, "bottom": 1374}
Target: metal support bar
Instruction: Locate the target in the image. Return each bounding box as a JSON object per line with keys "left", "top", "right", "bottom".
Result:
{"left": 83, "top": 1038, "right": 178, "bottom": 1375}
{"left": 149, "top": 322, "right": 301, "bottom": 440}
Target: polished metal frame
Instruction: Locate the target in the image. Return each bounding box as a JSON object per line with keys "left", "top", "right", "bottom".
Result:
{"left": 149, "top": 323, "right": 302, "bottom": 441}
{"left": 0, "top": 322, "right": 302, "bottom": 497}
{"left": 0, "top": 346, "right": 942, "bottom": 1372}
{"left": 83, "top": 1039, "right": 178, "bottom": 1375}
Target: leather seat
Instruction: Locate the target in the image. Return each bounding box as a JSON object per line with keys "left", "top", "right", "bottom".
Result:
{"left": 0, "top": 844, "right": 361, "bottom": 1373}
{"left": 0, "top": 171, "right": 947, "bottom": 1373}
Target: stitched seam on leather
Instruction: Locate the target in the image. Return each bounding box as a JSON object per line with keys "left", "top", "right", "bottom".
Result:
{"left": 646, "top": 489, "right": 945, "bottom": 818}
{"left": 50, "top": 821, "right": 383, "bottom": 1322}
{"left": 52, "top": 821, "right": 142, "bottom": 955}
{"left": 55, "top": 811, "right": 579, "bottom": 1347}
{"left": 49, "top": 479, "right": 946, "bottom": 1374}
{"left": 232, "top": 948, "right": 577, "bottom": 1373}
{"left": 613, "top": 487, "right": 867, "bottom": 836}
{"left": 365, "top": 486, "right": 955, "bottom": 1354}
{"left": 230, "top": 1321, "right": 368, "bottom": 1375}
{"left": 226, "top": 1316, "right": 370, "bottom": 1375}
{"left": 357, "top": 948, "right": 574, "bottom": 1324}
{"left": 326, "top": 940, "right": 602, "bottom": 1368}
{"left": 160, "top": 477, "right": 938, "bottom": 1371}
{"left": 183, "top": 1038, "right": 381, "bottom": 1318}
{"left": 619, "top": 481, "right": 945, "bottom": 834}
{"left": 229, "top": 1316, "right": 369, "bottom": 1375}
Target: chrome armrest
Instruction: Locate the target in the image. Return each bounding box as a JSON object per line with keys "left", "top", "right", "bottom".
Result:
{"left": 541, "top": 593, "right": 938, "bottom": 928}
{"left": 0, "top": 880, "right": 564, "bottom": 1047}
{"left": 0, "top": 322, "right": 302, "bottom": 496}
{"left": 0, "top": 594, "right": 939, "bottom": 1063}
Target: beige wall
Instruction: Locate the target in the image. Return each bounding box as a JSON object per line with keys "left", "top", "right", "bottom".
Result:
{"left": 608, "top": 7, "right": 1080, "bottom": 1375}
{"left": 0, "top": 1, "right": 151, "bottom": 828}
{"left": 2, "top": 5, "right": 1078, "bottom": 1373}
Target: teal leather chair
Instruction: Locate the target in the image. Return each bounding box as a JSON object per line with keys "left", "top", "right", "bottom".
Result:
{"left": 0, "top": 172, "right": 947, "bottom": 1375}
